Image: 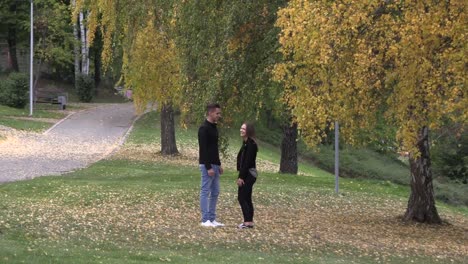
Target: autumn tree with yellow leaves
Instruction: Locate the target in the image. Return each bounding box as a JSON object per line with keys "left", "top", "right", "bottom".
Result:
{"left": 125, "top": 16, "right": 181, "bottom": 155}
{"left": 274, "top": 0, "right": 466, "bottom": 223}
{"left": 74, "top": 0, "right": 181, "bottom": 155}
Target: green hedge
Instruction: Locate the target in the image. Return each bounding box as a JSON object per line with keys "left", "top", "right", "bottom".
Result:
{"left": 75, "top": 74, "right": 95, "bottom": 102}
{"left": 0, "top": 72, "right": 29, "bottom": 109}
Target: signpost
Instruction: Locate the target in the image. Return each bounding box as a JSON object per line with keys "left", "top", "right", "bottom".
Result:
{"left": 335, "top": 121, "right": 339, "bottom": 194}
{"left": 29, "top": 0, "right": 34, "bottom": 116}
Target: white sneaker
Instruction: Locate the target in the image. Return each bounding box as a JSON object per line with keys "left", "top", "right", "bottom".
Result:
{"left": 201, "top": 220, "right": 215, "bottom": 227}
{"left": 211, "top": 220, "right": 225, "bottom": 227}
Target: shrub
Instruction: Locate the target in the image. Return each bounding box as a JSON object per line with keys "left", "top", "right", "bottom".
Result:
{"left": 75, "top": 74, "right": 95, "bottom": 102}
{"left": 432, "top": 130, "right": 467, "bottom": 184}
{"left": 434, "top": 180, "right": 468, "bottom": 206}
{"left": 0, "top": 72, "right": 29, "bottom": 109}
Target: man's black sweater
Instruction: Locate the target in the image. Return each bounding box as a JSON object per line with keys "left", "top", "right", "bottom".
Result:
{"left": 198, "top": 120, "right": 221, "bottom": 170}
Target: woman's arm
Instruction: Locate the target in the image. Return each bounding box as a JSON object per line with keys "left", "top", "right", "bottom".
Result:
{"left": 239, "top": 139, "right": 257, "bottom": 179}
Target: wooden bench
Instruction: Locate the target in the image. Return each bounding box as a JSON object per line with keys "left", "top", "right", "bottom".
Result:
{"left": 34, "top": 92, "right": 68, "bottom": 110}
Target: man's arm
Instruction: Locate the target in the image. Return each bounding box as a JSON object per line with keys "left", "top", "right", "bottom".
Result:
{"left": 198, "top": 126, "right": 212, "bottom": 171}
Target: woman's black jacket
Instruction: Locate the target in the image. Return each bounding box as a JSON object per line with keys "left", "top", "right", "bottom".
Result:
{"left": 236, "top": 137, "right": 258, "bottom": 180}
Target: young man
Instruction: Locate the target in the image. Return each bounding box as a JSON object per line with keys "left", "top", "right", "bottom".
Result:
{"left": 198, "top": 103, "right": 225, "bottom": 227}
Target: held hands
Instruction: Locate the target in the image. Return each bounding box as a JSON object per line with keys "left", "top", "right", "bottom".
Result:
{"left": 208, "top": 166, "right": 223, "bottom": 177}
{"left": 237, "top": 178, "right": 245, "bottom": 187}
{"left": 208, "top": 167, "right": 224, "bottom": 177}
{"left": 208, "top": 169, "right": 215, "bottom": 176}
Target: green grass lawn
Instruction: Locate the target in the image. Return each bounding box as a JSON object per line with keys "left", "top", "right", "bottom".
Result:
{"left": 0, "top": 117, "right": 51, "bottom": 131}
{"left": 0, "top": 105, "right": 68, "bottom": 132}
{"left": 0, "top": 111, "right": 466, "bottom": 263}
{"left": 0, "top": 105, "right": 66, "bottom": 119}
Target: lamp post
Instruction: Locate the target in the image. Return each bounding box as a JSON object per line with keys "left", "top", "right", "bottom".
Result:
{"left": 335, "top": 121, "right": 339, "bottom": 194}
{"left": 29, "top": 0, "right": 33, "bottom": 116}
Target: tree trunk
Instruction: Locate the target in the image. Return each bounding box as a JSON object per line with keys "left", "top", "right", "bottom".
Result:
{"left": 33, "top": 59, "right": 42, "bottom": 92}
{"left": 404, "top": 126, "right": 441, "bottom": 224}
{"left": 94, "top": 54, "right": 101, "bottom": 87}
{"left": 33, "top": 39, "right": 46, "bottom": 97}
{"left": 93, "top": 29, "right": 102, "bottom": 87}
{"left": 266, "top": 109, "right": 274, "bottom": 129}
{"left": 72, "top": 0, "right": 81, "bottom": 79}
{"left": 160, "top": 102, "right": 179, "bottom": 156}
{"left": 7, "top": 3, "right": 19, "bottom": 72}
{"left": 280, "top": 122, "right": 298, "bottom": 174}
{"left": 79, "top": 11, "right": 88, "bottom": 75}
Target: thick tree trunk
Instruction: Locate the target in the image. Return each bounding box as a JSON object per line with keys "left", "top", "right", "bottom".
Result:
{"left": 7, "top": 4, "right": 19, "bottom": 72}
{"left": 160, "top": 103, "right": 179, "bottom": 156}
{"left": 280, "top": 122, "right": 298, "bottom": 174}
{"left": 404, "top": 126, "right": 441, "bottom": 224}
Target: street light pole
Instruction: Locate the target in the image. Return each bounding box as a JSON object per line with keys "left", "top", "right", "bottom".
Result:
{"left": 335, "top": 121, "right": 339, "bottom": 194}
{"left": 29, "top": 0, "right": 33, "bottom": 116}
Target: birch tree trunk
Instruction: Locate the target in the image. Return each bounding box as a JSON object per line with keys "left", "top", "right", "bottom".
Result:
{"left": 71, "top": 0, "right": 81, "bottom": 78}
{"left": 79, "top": 11, "right": 88, "bottom": 75}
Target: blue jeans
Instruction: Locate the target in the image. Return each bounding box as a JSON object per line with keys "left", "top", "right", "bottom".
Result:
{"left": 199, "top": 164, "right": 220, "bottom": 222}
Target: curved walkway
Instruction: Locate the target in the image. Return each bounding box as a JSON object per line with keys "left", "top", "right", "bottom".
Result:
{"left": 0, "top": 103, "right": 137, "bottom": 183}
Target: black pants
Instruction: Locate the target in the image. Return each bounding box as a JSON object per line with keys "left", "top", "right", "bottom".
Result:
{"left": 238, "top": 176, "right": 256, "bottom": 222}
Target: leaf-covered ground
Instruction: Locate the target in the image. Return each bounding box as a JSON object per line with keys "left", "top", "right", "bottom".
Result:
{"left": 0, "top": 111, "right": 466, "bottom": 263}
{"left": 108, "top": 143, "right": 468, "bottom": 262}
{"left": 1, "top": 159, "right": 466, "bottom": 263}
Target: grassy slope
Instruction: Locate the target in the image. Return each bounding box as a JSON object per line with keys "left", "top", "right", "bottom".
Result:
{"left": 256, "top": 121, "right": 468, "bottom": 207}
{"left": 0, "top": 111, "right": 466, "bottom": 264}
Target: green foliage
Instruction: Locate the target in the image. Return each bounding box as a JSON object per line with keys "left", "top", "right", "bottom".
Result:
{"left": 75, "top": 74, "right": 95, "bottom": 102}
{"left": 175, "top": 0, "right": 287, "bottom": 126}
{"left": 432, "top": 130, "right": 468, "bottom": 184}
{"left": 0, "top": 72, "right": 29, "bottom": 109}
{"left": 175, "top": 0, "right": 230, "bottom": 123}
{"left": 434, "top": 180, "right": 468, "bottom": 207}
{"left": 0, "top": 1, "right": 29, "bottom": 41}
{"left": 33, "top": 0, "right": 74, "bottom": 69}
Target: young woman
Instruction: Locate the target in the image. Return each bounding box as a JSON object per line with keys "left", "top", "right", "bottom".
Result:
{"left": 236, "top": 122, "right": 258, "bottom": 229}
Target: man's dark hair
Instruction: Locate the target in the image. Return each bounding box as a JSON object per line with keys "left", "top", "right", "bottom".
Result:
{"left": 206, "top": 103, "right": 221, "bottom": 114}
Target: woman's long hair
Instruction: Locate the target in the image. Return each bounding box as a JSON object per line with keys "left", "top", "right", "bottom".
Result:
{"left": 243, "top": 122, "right": 257, "bottom": 145}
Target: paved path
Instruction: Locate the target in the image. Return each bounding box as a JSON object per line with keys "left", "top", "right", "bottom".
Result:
{"left": 0, "top": 103, "right": 137, "bottom": 183}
